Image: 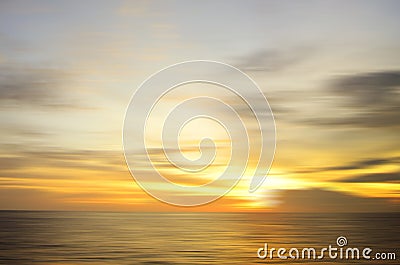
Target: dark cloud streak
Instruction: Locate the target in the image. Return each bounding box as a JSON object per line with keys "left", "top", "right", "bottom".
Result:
{"left": 339, "top": 172, "right": 400, "bottom": 183}
{"left": 294, "top": 156, "right": 400, "bottom": 174}
{"left": 235, "top": 46, "right": 315, "bottom": 72}
{"left": 0, "top": 65, "right": 81, "bottom": 109}
{"left": 277, "top": 189, "right": 400, "bottom": 212}
{"left": 306, "top": 70, "right": 400, "bottom": 128}
{"left": 0, "top": 147, "right": 126, "bottom": 175}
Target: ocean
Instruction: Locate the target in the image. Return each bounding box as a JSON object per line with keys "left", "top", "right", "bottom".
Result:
{"left": 0, "top": 211, "right": 398, "bottom": 264}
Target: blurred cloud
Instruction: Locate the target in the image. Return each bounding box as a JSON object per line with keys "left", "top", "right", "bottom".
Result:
{"left": 305, "top": 70, "right": 400, "bottom": 128}
{"left": 339, "top": 172, "right": 399, "bottom": 183}
{"left": 235, "top": 46, "right": 315, "bottom": 72}
{"left": 332, "top": 71, "right": 400, "bottom": 106}
{"left": 0, "top": 146, "right": 125, "bottom": 176}
{"left": 295, "top": 156, "right": 400, "bottom": 174}
{"left": 331, "top": 70, "right": 400, "bottom": 127}
{"left": 277, "top": 189, "right": 400, "bottom": 213}
{"left": 0, "top": 65, "right": 85, "bottom": 109}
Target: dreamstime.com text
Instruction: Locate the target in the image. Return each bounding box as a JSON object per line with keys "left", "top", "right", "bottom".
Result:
{"left": 257, "top": 236, "right": 396, "bottom": 261}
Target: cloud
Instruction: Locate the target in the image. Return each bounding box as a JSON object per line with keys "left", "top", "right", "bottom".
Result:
{"left": 0, "top": 147, "right": 125, "bottom": 176}
{"left": 332, "top": 71, "right": 400, "bottom": 106}
{"left": 0, "top": 65, "right": 82, "bottom": 109}
{"left": 339, "top": 172, "right": 400, "bottom": 183}
{"left": 295, "top": 156, "right": 400, "bottom": 174}
{"left": 306, "top": 71, "right": 400, "bottom": 128}
{"left": 276, "top": 189, "right": 400, "bottom": 212}
{"left": 0, "top": 32, "right": 88, "bottom": 110}
{"left": 234, "top": 46, "right": 315, "bottom": 72}
{"left": 332, "top": 71, "right": 400, "bottom": 128}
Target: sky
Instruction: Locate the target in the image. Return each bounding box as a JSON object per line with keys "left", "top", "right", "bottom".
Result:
{"left": 0, "top": 0, "right": 399, "bottom": 212}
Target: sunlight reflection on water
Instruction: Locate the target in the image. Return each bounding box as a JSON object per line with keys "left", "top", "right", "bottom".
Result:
{"left": 0, "top": 211, "right": 398, "bottom": 264}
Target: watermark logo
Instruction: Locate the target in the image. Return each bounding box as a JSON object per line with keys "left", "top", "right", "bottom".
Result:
{"left": 123, "top": 61, "right": 275, "bottom": 206}
{"left": 336, "top": 236, "right": 347, "bottom": 247}
{"left": 257, "top": 236, "right": 397, "bottom": 261}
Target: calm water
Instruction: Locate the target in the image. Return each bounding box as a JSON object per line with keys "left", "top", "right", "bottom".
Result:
{"left": 0, "top": 211, "right": 398, "bottom": 264}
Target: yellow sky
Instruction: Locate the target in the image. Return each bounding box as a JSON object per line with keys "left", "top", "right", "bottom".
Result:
{"left": 0, "top": 0, "right": 399, "bottom": 212}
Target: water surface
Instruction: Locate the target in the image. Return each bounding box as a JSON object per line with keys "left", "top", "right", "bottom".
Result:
{"left": 0, "top": 211, "right": 398, "bottom": 264}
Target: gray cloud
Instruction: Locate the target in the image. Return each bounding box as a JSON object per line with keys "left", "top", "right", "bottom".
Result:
{"left": 295, "top": 156, "right": 400, "bottom": 174}
{"left": 0, "top": 147, "right": 125, "bottom": 176}
{"left": 0, "top": 32, "right": 82, "bottom": 109}
{"left": 235, "top": 46, "right": 315, "bottom": 72}
{"left": 277, "top": 189, "right": 400, "bottom": 213}
{"left": 339, "top": 172, "right": 400, "bottom": 183}
{"left": 332, "top": 71, "right": 400, "bottom": 106}
{"left": 0, "top": 65, "right": 81, "bottom": 109}
{"left": 331, "top": 71, "right": 400, "bottom": 127}
{"left": 306, "top": 71, "right": 400, "bottom": 128}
